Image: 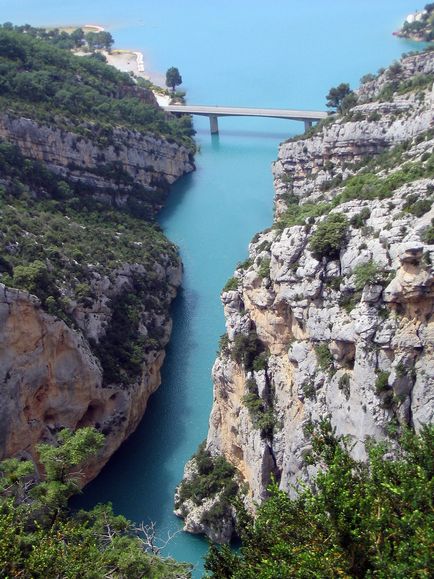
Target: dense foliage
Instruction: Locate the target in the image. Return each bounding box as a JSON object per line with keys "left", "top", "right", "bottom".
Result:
{"left": 0, "top": 26, "right": 194, "bottom": 147}
{"left": 166, "top": 67, "right": 183, "bottom": 92}
{"left": 326, "top": 82, "right": 356, "bottom": 113}
{"left": 400, "top": 4, "right": 434, "bottom": 41}
{"left": 242, "top": 377, "right": 278, "bottom": 438}
{"left": 309, "top": 213, "right": 348, "bottom": 260}
{"left": 176, "top": 442, "right": 239, "bottom": 530}
{"left": 0, "top": 428, "right": 191, "bottom": 578}
{"left": 0, "top": 140, "right": 178, "bottom": 385}
{"left": 205, "top": 424, "right": 434, "bottom": 578}
{"left": 0, "top": 22, "right": 114, "bottom": 52}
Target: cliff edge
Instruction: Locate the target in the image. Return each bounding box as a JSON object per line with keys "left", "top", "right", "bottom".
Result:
{"left": 0, "top": 27, "right": 194, "bottom": 483}
{"left": 176, "top": 48, "right": 434, "bottom": 541}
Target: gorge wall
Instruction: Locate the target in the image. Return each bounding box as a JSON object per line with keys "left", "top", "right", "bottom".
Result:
{"left": 176, "top": 49, "right": 434, "bottom": 541}
{"left": 0, "top": 112, "right": 194, "bottom": 195}
{"left": 0, "top": 32, "right": 195, "bottom": 482}
{"left": 0, "top": 255, "right": 181, "bottom": 482}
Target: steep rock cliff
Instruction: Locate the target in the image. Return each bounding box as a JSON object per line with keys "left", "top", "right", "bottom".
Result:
{"left": 0, "top": 154, "right": 184, "bottom": 483}
{"left": 176, "top": 49, "right": 434, "bottom": 541}
{"left": 0, "top": 113, "right": 194, "bottom": 196}
{"left": 0, "top": 29, "right": 195, "bottom": 483}
{"left": 0, "top": 253, "right": 181, "bottom": 482}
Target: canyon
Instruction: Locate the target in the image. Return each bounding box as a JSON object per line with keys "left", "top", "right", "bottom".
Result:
{"left": 176, "top": 48, "right": 434, "bottom": 542}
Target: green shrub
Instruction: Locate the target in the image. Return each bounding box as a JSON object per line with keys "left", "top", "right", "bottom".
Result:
{"left": 309, "top": 213, "right": 348, "bottom": 260}
{"left": 350, "top": 207, "right": 371, "bottom": 228}
{"left": 218, "top": 334, "right": 230, "bottom": 356}
{"left": 242, "top": 391, "right": 264, "bottom": 415}
{"left": 231, "top": 331, "right": 265, "bottom": 371}
{"left": 320, "top": 173, "right": 343, "bottom": 192}
{"left": 375, "top": 371, "right": 390, "bottom": 393}
{"left": 315, "top": 344, "right": 334, "bottom": 373}
{"left": 275, "top": 200, "right": 330, "bottom": 230}
{"left": 257, "top": 258, "right": 271, "bottom": 279}
{"left": 222, "top": 277, "right": 239, "bottom": 292}
{"left": 360, "top": 73, "right": 376, "bottom": 84}
{"left": 353, "top": 261, "right": 384, "bottom": 291}
{"left": 302, "top": 382, "right": 316, "bottom": 400}
{"left": 385, "top": 419, "right": 400, "bottom": 438}
{"left": 252, "top": 352, "right": 268, "bottom": 372}
{"left": 237, "top": 257, "right": 253, "bottom": 270}
{"left": 387, "top": 61, "right": 403, "bottom": 80}
{"left": 368, "top": 111, "right": 381, "bottom": 122}
{"left": 341, "top": 173, "right": 383, "bottom": 201}
{"left": 327, "top": 275, "right": 343, "bottom": 291}
{"left": 422, "top": 219, "right": 434, "bottom": 244}
{"left": 403, "top": 194, "right": 432, "bottom": 217}
{"left": 242, "top": 389, "right": 277, "bottom": 438}
{"left": 338, "top": 374, "right": 351, "bottom": 400}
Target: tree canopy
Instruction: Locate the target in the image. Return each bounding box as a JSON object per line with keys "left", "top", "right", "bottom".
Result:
{"left": 0, "top": 428, "right": 191, "bottom": 578}
{"left": 166, "top": 66, "right": 183, "bottom": 91}
{"left": 326, "top": 82, "right": 353, "bottom": 112}
{"left": 205, "top": 423, "right": 434, "bottom": 578}
{"left": 0, "top": 25, "right": 194, "bottom": 147}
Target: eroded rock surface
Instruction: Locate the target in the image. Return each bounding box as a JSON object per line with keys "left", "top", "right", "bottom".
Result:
{"left": 177, "top": 50, "right": 434, "bottom": 541}
{"left": 0, "top": 251, "right": 181, "bottom": 482}
{"left": 0, "top": 96, "right": 190, "bottom": 482}
{"left": 0, "top": 113, "right": 194, "bottom": 195}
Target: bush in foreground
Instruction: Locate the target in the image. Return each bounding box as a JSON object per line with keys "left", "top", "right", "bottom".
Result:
{"left": 0, "top": 428, "right": 191, "bottom": 578}
{"left": 205, "top": 423, "right": 433, "bottom": 578}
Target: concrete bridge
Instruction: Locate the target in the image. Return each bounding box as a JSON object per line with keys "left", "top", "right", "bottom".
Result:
{"left": 162, "top": 104, "right": 328, "bottom": 134}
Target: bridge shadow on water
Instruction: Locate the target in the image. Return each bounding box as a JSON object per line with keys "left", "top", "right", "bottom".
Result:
{"left": 74, "top": 287, "right": 198, "bottom": 530}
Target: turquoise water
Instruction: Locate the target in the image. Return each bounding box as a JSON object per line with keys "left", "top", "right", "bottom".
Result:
{"left": 0, "top": 1, "right": 423, "bottom": 575}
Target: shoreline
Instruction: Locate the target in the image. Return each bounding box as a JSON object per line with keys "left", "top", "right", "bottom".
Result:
{"left": 393, "top": 8, "right": 432, "bottom": 42}
{"left": 103, "top": 49, "right": 171, "bottom": 106}
{"left": 57, "top": 23, "right": 172, "bottom": 105}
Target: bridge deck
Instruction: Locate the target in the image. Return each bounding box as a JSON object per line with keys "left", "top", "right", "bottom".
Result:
{"left": 162, "top": 104, "right": 328, "bottom": 121}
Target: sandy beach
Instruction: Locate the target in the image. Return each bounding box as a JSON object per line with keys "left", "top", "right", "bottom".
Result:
{"left": 56, "top": 22, "right": 172, "bottom": 105}
{"left": 105, "top": 49, "right": 146, "bottom": 76}
{"left": 104, "top": 49, "right": 171, "bottom": 105}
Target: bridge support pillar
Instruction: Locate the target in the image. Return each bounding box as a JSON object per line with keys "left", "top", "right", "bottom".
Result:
{"left": 209, "top": 115, "right": 219, "bottom": 134}
{"left": 304, "top": 119, "right": 313, "bottom": 132}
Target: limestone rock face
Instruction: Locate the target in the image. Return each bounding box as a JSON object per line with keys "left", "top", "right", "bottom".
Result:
{"left": 0, "top": 113, "right": 194, "bottom": 194}
{"left": 0, "top": 255, "right": 181, "bottom": 483}
{"left": 0, "top": 90, "right": 192, "bottom": 481}
{"left": 177, "top": 50, "right": 434, "bottom": 540}
{"left": 173, "top": 459, "right": 236, "bottom": 544}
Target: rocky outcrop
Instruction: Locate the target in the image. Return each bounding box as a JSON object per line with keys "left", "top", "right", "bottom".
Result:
{"left": 395, "top": 7, "right": 434, "bottom": 42}
{"left": 0, "top": 30, "right": 195, "bottom": 489}
{"left": 177, "top": 50, "right": 434, "bottom": 540}
{"left": 174, "top": 458, "right": 237, "bottom": 544}
{"left": 273, "top": 66, "right": 434, "bottom": 215}
{"left": 0, "top": 113, "right": 194, "bottom": 195}
{"left": 0, "top": 247, "right": 181, "bottom": 483}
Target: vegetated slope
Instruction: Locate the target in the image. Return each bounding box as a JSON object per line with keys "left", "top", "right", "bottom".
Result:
{"left": 0, "top": 428, "right": 192, "bottom": 578}
{"left": 0, "top": 27, "right": 194, "bottom": 482}
{"left": 176, "top": 48, "right": 434, "bottom": 542}
{"left": 204, "top": 425, "right": 434, "bottom": 578}
{"left": 0, "top": 25, "right": 194, "bottom": 144}
{"left": 397, "top": 3, "right": 434, "bottom": 42}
